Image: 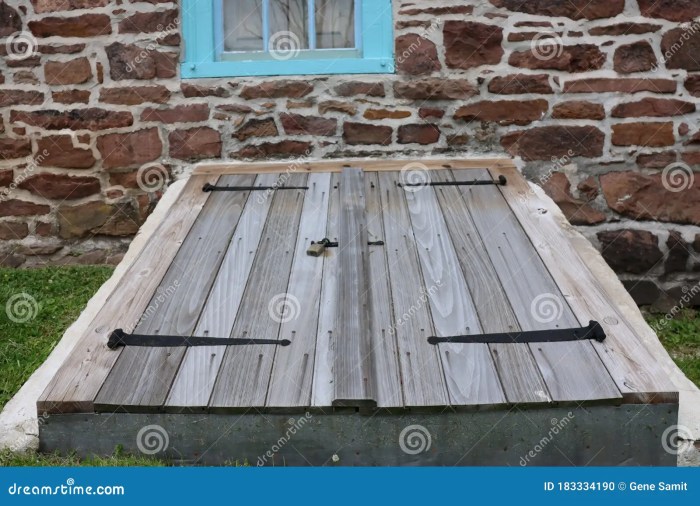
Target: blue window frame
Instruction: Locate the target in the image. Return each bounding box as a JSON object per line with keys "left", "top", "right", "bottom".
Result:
{"left": 181, "top": 0, "right": 394, "bottom": 78}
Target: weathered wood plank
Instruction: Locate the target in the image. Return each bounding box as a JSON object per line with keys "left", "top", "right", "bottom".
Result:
{"left": 429, "top": 170, "right": 551, "bottom": 404}
{"left": 453, "top": 169, "right": 621, "bottom": 403}
{"left": 165, "top": 173, "right": 279, "bottom": 410}
{"left": 37, "top": 175, "right": 219, "bottom": 414}
{"left": 310, "top": 173, "right": 341, "bottom": 408}
{"left": 529, "top": 341, "right": 622, "bottom": 402}
{"left": 376, "top": 172, "right": 449, "bottom": 407}
{"left": 194, "top": 158, "right": 515, "bottom": 175}
{"left": 403, "top": 178, "right": 506, "bottom": 407}
{"left": 364, "top": 172, "right": 404, "bottom": 408}
{"left": 209, "top": 173, "right": 308, "bottom": 410}
{"left": 333, "top": 168, "right": 375, "bottom": 408}
{"left": 491, "top": 165, "right": 678, "bottom": 403}
{"left": 266, "top": 172, "right": 332, "bottom": 408}
{"left": 94, "top": 174, "right": 256, "bottom": 411}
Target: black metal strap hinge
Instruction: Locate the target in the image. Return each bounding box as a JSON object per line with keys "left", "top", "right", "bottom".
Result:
{"left": 427, "top": 320, "right": 606, "bottom": 345}
{"left": 107, "top": 328, "right": 291, "bottom": 350}
{"left": 203, "top": 183, "right": 308, "bottom": 192}
{"left": 399, "top": 175, "right": 507, "bottom": 188}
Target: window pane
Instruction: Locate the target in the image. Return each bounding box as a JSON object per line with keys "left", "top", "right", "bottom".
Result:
{"left": 315, "top": 0, "right": 355, "bottom": 49}
{"left": 223, "top": 0, "right": 263, "bottom": 51}
{"left": 269, "top": 0, "right": 309, "bottom": 51}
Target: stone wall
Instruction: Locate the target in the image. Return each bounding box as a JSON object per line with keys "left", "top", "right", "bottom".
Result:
{"left": 0, "top": 0, "right": 699, "bottom": 307}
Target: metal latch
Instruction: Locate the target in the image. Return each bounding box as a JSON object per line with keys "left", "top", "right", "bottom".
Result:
{"left": 307, "top": 238, "right": 385, "bottom": 257}
{"left": 307, "top": 238, "right": 337, "bottom": 257}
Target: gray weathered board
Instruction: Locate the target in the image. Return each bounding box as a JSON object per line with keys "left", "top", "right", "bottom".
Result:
{"left": 40, "top": 165, "right": 677, "bottom": 416}
{"left": 40, "top": 403, "right": 678, "bottom": 465}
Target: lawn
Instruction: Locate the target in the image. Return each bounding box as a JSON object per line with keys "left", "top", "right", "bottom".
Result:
{"left": 0, "top": 448, "right": 166, "bottom": 467}
{"left": 0, "top": 265, "right": 169, "bottom": 466}
{"left": 0, "top": 265, "right": 697, "bottom": 466}
{"left": 644, "top": 308, "right": 700, "bottom": 388}
{"left": 0, "top": 266, "right": 113, "bottom": 410}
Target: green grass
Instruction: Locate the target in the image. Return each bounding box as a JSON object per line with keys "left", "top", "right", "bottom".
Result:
{"left": 644, "top": 308, "right": 700, "bottom": 388}
{"left": 0, "top": 448, "right": 167, "bottom": 467}
{"left": 0, "top": 265, "right": 169, "bottom": 466}
{"left": 0, "top": 266, "right": 114, "bottom": 411}
{"left": 0, "top": 266, "right": 697, "bottom": 466}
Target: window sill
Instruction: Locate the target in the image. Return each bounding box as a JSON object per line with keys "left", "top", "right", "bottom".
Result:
{"left": 180, "top": 57, "right": 395, "bottom": 78}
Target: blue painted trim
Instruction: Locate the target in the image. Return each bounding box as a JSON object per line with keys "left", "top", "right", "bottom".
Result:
{"left": 181, "top": 0, "right": 394, "bottom": 78}
{"left": 354, "top": 0, "right": 362, "bottom": 51}
{"left": 262, "top": 0, "right": 270, "bottom": 51}
{"left": 360, "top": 0, "right": 392, "bottom": 60}
{"left": 308, "top": 0, "right": 316, "bottom": 50}
{"left": 182, "top": 0, "right": 215, "bottom": 71}
{"left": 181, "top": 57, "right": 393, "bottom": 78}
{"left": 212, "top": 0, "right": 223, "bottom": 57}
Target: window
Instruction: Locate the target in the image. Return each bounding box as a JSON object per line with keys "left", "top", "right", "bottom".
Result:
{"left": 181, "top": 0, "right": 394, "bottom": 78}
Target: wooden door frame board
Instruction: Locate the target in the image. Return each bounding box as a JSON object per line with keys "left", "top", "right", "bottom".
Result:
{"left": 193, "top": 157, "right": 516, "bottom": 175}
{"left": 39, "top": 404, "right": 678, "bottom": 466}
